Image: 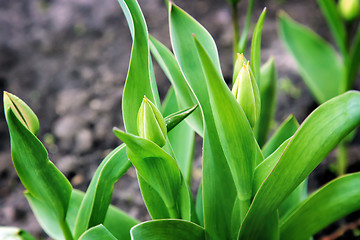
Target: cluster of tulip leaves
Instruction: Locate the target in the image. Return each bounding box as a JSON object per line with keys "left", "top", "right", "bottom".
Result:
{"left": 3, "top": 0, "right": 360, "bottom": 239}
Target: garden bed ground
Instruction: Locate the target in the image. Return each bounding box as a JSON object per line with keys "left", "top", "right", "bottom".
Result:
{"left": 0, "top": 0, "right": 359, "bottom": 239}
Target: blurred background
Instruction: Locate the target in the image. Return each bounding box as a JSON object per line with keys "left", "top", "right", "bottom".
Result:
{"left": 0, "top": 0, "right": 358, "bottom": 239}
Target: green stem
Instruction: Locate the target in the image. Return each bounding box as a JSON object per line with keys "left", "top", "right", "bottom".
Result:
{"left": 167, "top": 204, "right": 180, "bottom": 219}
{"left": 239, "top": 198, "right": 251, "bottom": 222}
{"left": 231, "top": 2, "right": 240, "bottom": 63}
{"left": 60, "top": 219, "right": 73, "bottom": 240}
{"left": 337, "top": 140, "right": 348, "bottom": 176}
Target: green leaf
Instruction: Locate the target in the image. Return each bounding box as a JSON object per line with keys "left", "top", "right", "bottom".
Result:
{"left": 262, "top": 114, "right": 299, "bottom": 158}
{"left": 278, "top": 179, "right": 307, "bottom": 219}
{"left": 194, "top": 37, "right": 257, "bottom": 219}
{"left": 118, "top": 0, "right": 159, "bottom": 134}
{"left": 239, "top": 91, "right": 360, "bottom": 240}
{"left": 254, "top": 57, "right": 278, "bottom": 147}
{"left": 149, "top": 36, "right": 203, "bottom": 136}
{"left": 79, "top": 225, "right": 117, "bottom": 240}
{"left": 280, "top": 173, "right": 360, "bottom": 240}
{"left": 113, "top": 129, "right": 189, "bottom": 219}
{"left": 170, "top": 3, "right": 237, "bottom": 239}
{"left": 27, "top": 189, "right": 137, "bottom": 240}
{"left": 317, "top": 0, "right": 347, "bottom": 57}
{"left": 162, "top": 87, "right": 195, "bottom": 184}
{"left": 0, "top": 227, "right": 37, "bottom": 240}
{"left": 253, "top": 138, "right": 291, "bottom": 192}
{"left": 3, "top": 92, "right": 39, "bottom": 136}
{"left": 278, "top": 12, "right": 345, "bottom": 103}
{"left": 73, "top": 144, "right": 132, "bottom": 238}
{"left": 250, "top": 8, "right": 267, "bottom": 86}
{"left": 164, "top": 104, "right": 198, "bottom": 133}
{"left": 130, "top": 220, "right": 205, "bottom": 240}
{"left": 4, "top": 108, "right": 72, "bottom": 222}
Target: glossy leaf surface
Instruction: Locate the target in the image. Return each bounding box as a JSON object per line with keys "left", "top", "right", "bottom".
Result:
{"left": 149, "top": 36, "right": 203, "bottom": 135}
{"left": 131, "top": 220, "right": 205, "bottom": 240}
{"left": 79, "top": 225, "right": 117, "bottom": 240}
{"left": 73, "top": 144, "right": 132, "bottom": 238}
{"left": 240, "top": 91, "right": 360, "bottom": 240}
{"left": 194, "top": 36, "right": 256, "bottom": 208}
{"left": 262, "top": 115, "right": 298, "bottom": 158}
{"left": 170, "top": 3, "right": 236, "bottom": 239}
{"left": 118, "top": 0, "right": 159, "bottom": 134}
{"left": 280, "top": 173, "right": 360, "bottom": 240}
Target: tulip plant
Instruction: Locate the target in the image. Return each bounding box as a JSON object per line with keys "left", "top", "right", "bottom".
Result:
{"left": 279, "top": 0, "right": 360, "bottom": 175}
{"left": 3, "top": 0, "right": 360, "bottom": 239}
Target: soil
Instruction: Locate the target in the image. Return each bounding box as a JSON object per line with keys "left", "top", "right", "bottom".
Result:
{"left": 0, "top": 0, "right": 359, "bottom": 239}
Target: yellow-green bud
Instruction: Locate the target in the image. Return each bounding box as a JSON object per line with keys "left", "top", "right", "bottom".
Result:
{"left": 3, "top": 91, "right": 40, "bottom": 136}
{"left": 137, "top": 96, "right": 167, "bottom": 147}
{"left": 339, "top": 0, "right": 360, "bottom": 21}
{"left": 232, "top": 62, "right": 261, "bottom": 128}
{"left": 233, "top": 53, "right": 247, "bottom": 84}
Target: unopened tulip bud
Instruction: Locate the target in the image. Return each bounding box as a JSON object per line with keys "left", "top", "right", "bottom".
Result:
{"left": 233, "top": 53, "right": 247, "bottom": 84}
{"left": 3, "top": 91, "right": 40, "bottom": 136}
{"left": 339, "top": 0, "right": 360, "bottom": 21}
{"left": 137, "top": 96, "right": 167, "bottom": 147}
{"left": 232, "top": 62, "right": 261, "bottom": 128}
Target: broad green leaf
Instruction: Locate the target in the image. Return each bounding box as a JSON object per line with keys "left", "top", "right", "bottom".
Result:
{"left": 73, "top": 144, "right": 132, "bottom": 238}
{"left": 4, "top": 108, "right": 72, "bottom": 222}
{"left": 138, "top": 174, "right": 170, "bottom": 219}
{"left": 278, "top": 12, "right": 345, "bottom": 103}
{"left": 27, "top": 189, "right": 137, "bottom": 240}
{"left": 194, "top": 37, "right": 256, "bottom": 216}
{"left": 3, "top": 92, "right": 39, "bottom": 136}
{"left": 254, "top": 58, "right": 277, "bottom": 147}
{"left": 317, "top": 0, "right": 347, "bottom": 56}
{"left": 280, "top": 173, "right": 360, "bottom": 240}
{"left": 0, "top": 227, "right": 36, "bottom": 240}
{"left": 118, "top": 0, "right": 159, "bottom": 134}
{"left": 170, "top": 3, "right": 236, "bottom": 239}
{"left": 278, "top": 179, "right": 307, "bottom": 219}
{"left": 239, "top": 91, "right": 360, "bottom": 240}
{"left": 149, "top": 36, "right": 203, "bottom": 136}
{"left": 130, "top": 220, "right": 205, "bottom": 240}
{"left": 250, "top": 8, "right": 266, "bottom": 86}
{"left": 347, "top": 25, "right": 360, "bottom": 89}
{"left": 262, "top": 114, "right": 299, "bottom": 158}
{"left": 253, "top": 138, "right": 291, "bottom": 192}
{"left": 162, "top": 87, "right": 195, "bottom": 184}
{"left": 113, "top": 129, "right": 190, "bottom": 219}
{"left": 79, "top": 225, "right": 117, "bottom": 240}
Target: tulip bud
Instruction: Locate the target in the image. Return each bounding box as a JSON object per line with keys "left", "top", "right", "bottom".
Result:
{"left": 233, "top": 53, "right": 247, "bottom": 84}
{"left": 137, "top": 96, "right": 167, "bottom": 147}
{"left": 339, "top": 0, "right": 360, "bottom": 21}
{"left": 3, "top": 91, "right": 40, "bottom": 136}
{"left": 232, "top": 62, "right": 261, "bottom": 128}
